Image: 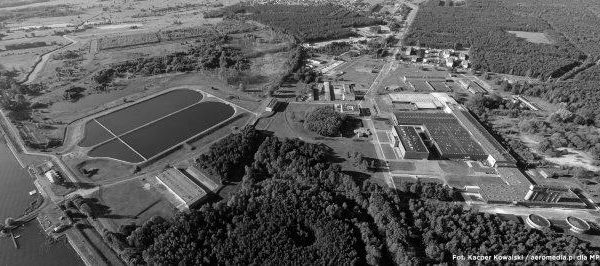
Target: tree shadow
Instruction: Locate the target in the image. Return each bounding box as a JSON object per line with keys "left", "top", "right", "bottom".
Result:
{"left": 75, "top": 223, "right": 92, "bottom": 230}
{"left": 62, "top": 181, "right": 96, "bottom": 189}
{"left": 342, "top": 170, "right": 371, "bottom": 183}
{"left": 85, "top": 198, "right": 133, "bottom": 219}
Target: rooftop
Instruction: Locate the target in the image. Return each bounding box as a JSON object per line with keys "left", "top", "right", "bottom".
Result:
{"left": 394, "top": 126, "right": 429, "bottom": 153}
{"left": 394, "top": 112, "right": 486, "bottom": 158}
{"left": 156, "top": 168, "right": 206, "bottom": 207}
{"left": 389, "top": 93, "right": 443, "bottom": 108}
{"left": 452, "top": 108, "right": 516, "bottom": 164}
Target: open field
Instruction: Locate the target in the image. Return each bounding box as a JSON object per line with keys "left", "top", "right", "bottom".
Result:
{"left": 520, "top": 134, "right": 600, "bottom": 172}
{"left": 379, "top": 62, "right": 447, "bottom": 91}
{"left": 93, "top": 178, "right": 177, "bottom": 232}
{"left": 507, "top": 31, "right": 553, "bottom": 44}
{"left": 0, "top": 35, "right": 69, "bottom": 80}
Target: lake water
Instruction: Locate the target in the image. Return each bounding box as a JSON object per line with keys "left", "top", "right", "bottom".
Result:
{"left": 0, "top": 140, "right": 82, "bottom": 265}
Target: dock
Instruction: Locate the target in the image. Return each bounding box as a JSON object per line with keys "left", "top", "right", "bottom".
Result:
{"left": 10, "top": 231, "right": 19, "bottom": 249}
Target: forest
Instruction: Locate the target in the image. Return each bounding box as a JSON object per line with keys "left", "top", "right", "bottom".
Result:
{"left": 405, "top": 0, "right": 584, "bottom": 78}
{"left": 310, "top": 42, "right": 353, "bottom": 56}
{"left": 105, "top": 126, "right": 598, "bottom": 264}
{"left": 499, "top": 0, "right": 600, "bottom": 57}
{"left": 93, "top": 37, "right": 249, "bottom": 87}
{"left": 207, "top": 4, "right": 383, "bottom": 42}
{"left": 0, "top": 71, "right": 45, "bottom": 120}
{"left": 517, "top": 65, "right": 600, "bottom": 128}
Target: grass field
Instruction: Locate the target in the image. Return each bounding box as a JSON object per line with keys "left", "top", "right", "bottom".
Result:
{"left": 335, "top": 57, "right": 382, "bottom": 91}
{"left": 94, "top": 178, "right": 177, "bottom": 232}
{"left": 507, "top": 31, "right": 553, "bottom": 44}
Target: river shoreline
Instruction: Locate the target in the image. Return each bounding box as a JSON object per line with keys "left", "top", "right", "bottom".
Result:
{"left": 0, "top": 107, "right": 89, "bottom": 264}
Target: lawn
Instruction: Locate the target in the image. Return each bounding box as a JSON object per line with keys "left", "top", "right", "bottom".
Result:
{"left": 94, "top": 178, "right": 176, "bottom": 231}
{"left": 72, "top": 158, "right": 135, "bottom": 183}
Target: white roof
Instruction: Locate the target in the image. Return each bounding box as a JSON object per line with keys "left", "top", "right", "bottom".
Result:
{"left": 389, "top": 93, "right": 435, "bottom": 103}
{"left": 415, "top": 102, "right": 438, "bottom": 109}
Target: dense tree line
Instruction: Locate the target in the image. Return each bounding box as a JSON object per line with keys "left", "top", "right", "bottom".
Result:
{"left": 405, "top": 0, "right": 584, "bottom": 78}
{"left": 310, "top": 42, "right": 353, "bottom": 56}
{"left": 0, "top": 72, "right": 46, "bottom": 120}
{"left": 111, "top": 127, "right": 599, "bottom": 264}
{"left": 93, "top": 38, "right": 249, "bottom": 86}
{"left": 303, "top": 106, "right": 345, "bottom": 136}
{"left": 518, "top": 67, "right": 600, "bottom": 127}
{"left": 195, "top": 126, "right": 264, "bottom": 183}
{"left": 208, "top": 4, "right": 383, "bottom": 42}
{"left": 3, "top": 41, "right": 48, "bottom": 51}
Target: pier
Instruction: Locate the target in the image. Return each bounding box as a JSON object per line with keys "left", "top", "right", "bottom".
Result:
{"left": 10, "top": 231, "right": 19, "bottom": 249}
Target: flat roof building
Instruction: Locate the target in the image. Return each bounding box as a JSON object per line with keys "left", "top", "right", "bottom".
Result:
{"left": 334, "top": 103, "right": 360, "bottom": 115}
{"left": 322, "top": 82, "right": 332, "bottom": 101}
{"left": 332, "top": 83, "right": 356, "bottom": 101}
{"left": 393, "top": 112, "right": 487, "bottom": 160}
{"left": 392, "top": 126, "right": 429, "bottom": 160}
{"left": 265, "top": 98, "right": 278, "bottom": 112}
{"left": 156, "top": 168, "right": 207, "bottom": 210}
{"left": 185, "top": 166, "right": 220, "bottom": 192}
{"left": 451, "top": 108, "right": 517, "bottom": 167}
{"left": 45, "top": 170, "right": 61, "bottom": 184}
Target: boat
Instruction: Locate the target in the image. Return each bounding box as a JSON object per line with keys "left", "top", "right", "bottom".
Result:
{"left": 13, "top": 235, "right": 21, "bottom": 239}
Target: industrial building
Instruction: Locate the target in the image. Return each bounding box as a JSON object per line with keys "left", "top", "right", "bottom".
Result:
{"left": 566, "top": 217, "right": 590, "bottom": 234}
{"left": 331, "top": 83, "right": 356, "bottom": 101}
{"left": 184, "top": 166, "right": 220, "bottom": 192}
{"left": 392, "top": 126, "right": 429, "bottom": 159}
{"left": 156, "top": 168, "right": 207, "bottom": 210}
{"left": 389, "top": 93, "right": 444, "bottom": 110}
{"left": 526, "top": 214, "right": 551, "bottom": 230}
{"left": 451, "top": 108, "right": 517, "bottom": 167}
{"left": 393, "top": 112, "right": 487, "bottom": 160}
{"left": 265, "top": 98, "right": 278, "bottom": 112}
{"left": 524, "top": 184, "right": 570, "bottom": 203}
{"left": 387, "top": 93, "right": 580, "bottom": 206}
{"left": 45, "top": 170, "right": 62, "bottom": 184}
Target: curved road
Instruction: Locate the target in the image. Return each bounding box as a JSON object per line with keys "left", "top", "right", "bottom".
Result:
{"left": 23, "top": 35, "right": 78, "bottom": 85}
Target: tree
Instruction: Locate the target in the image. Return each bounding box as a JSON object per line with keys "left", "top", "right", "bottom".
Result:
{"left": 304, "top": 106, "right": 344, "bottom": 136}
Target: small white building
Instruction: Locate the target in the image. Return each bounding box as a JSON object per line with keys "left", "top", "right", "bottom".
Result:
{"left": 45, "top": 170, "right": 61, "bottom": 184}
{"left": 265, "top": 98, "right": 278, "bottom": 112}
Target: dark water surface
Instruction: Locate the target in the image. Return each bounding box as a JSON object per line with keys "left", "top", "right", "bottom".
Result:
{"left": 97, "top": 89, "right": 203, "bottom": 135}
{"left": 121, "top": 101, "right": 235, "bottom": 159}
{"left": 0, "top": 141, "right": 82, "bottom": 265}
{"left": 89, "top": 98, "right": 235, "bottom": 163}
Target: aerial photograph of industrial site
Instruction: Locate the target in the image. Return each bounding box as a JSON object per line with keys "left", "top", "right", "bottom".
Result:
{"left": 2, "top": 0, "right": 600, "bottom": 264}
